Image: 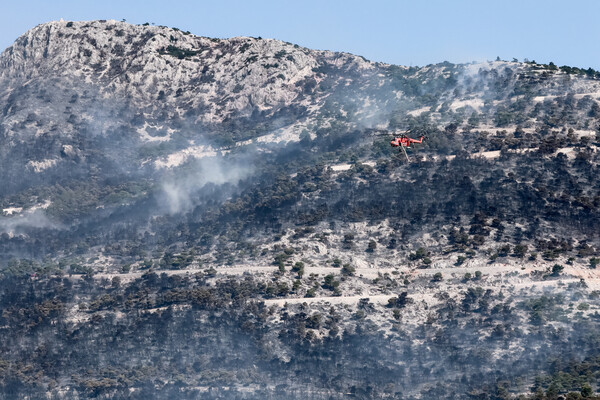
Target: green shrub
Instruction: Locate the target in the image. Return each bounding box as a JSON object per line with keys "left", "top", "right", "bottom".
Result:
{"left": 342, "top": 263, "right": 355, "bottom": 276}
{"left": 159, "top": 45, "right": 201, "bottom": 59}
{"left": 551, "top": 264, "right": 564, "bottom": 276}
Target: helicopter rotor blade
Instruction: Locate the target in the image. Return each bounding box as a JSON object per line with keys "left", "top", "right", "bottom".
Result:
{"left": 366, "top": 128, "right": 391, "bottom": 136}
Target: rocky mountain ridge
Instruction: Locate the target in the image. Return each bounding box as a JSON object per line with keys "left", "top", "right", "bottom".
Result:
{"left": 0, "top": 19, "right": 379, "bottom": 138}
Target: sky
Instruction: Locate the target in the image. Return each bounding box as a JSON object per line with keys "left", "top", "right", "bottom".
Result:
{"left": 1, "top": 0, "right": 599, "bottom": 69}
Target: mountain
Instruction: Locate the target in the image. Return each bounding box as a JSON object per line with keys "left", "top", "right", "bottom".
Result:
{"left": 0, "top": 20, "right": 380, "bottom": 193}
{"left": 1, "top": 20, "right": 600, "bottom": 399}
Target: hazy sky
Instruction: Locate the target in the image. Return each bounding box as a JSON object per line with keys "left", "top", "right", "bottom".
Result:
{"left": 1, "top": 0, "right": 599, "bottom": 69}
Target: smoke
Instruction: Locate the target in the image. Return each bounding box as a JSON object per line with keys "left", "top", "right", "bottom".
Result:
{"left": 158, "top": 155, "right": 253, "bottom": 215}
{"left": 0, "top": 208, "right": 58, "bottom": 234}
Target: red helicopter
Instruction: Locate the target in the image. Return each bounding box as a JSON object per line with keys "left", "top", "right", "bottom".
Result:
{"left": 390, "top": 134, "right": 424, "bottom": 148}
{"left": 370, "top": 129, "right": 427, "bottom": 161}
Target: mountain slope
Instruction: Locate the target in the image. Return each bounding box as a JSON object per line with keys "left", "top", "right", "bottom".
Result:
{"left": 1, "top": 20, "right": 600, "bottom": 399}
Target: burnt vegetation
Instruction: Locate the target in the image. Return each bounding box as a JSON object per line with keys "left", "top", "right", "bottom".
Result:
{"left": 0, "top": 271, "right": 599, "bottom": 399}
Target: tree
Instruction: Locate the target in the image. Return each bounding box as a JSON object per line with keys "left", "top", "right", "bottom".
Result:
{"left": 468, "top": 112, "right": 480, "bottom": 127}
{"left": 343, "top": 233, "right": 355, "bottom": 249}
{"left": 581, "top": 383, "right": 593, "bottom": 398}
{"left": 292, "top": 262, "right": 305, "bottom": 277}
{"left": 387, "top": 292, "right": 411, "bottom": 308}
{"left": 322, "top": 274, "right": 339, "bottom": 290}
{"left": 409, "top": 247, "right": 429, "bottom": 261}
{"left": 111, "top": 277, "right": 121, "bottom": 288}
{"left": 366, "top": 240, "right": 377, "bottom": 253}
{"left": 513, "top": 244, "right": 528, "bottom": 258}
{"left": 589, "top": 103, "right": 600, "bottom": 118}
{"left": 342, "top": 263, "right": 355, "bottom": 276}
{"left": 498, "top": 244, "right": 511, "bottom": 257}
{"left": 551, "top": 264, "right": 564, "bottom": 276}
{"left": 445, "top": 123, "right": 458, "bottom": 135}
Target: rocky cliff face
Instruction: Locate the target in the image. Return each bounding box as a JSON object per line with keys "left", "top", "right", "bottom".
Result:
{"left": 0, "top": 19, "right": 378, "bottom": 116}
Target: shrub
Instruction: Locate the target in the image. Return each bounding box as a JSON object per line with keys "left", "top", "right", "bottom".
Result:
{"left": 366, "top": 240, "right": 377, "bottom": 253}
{"left": 581, "top": 383, "right": 593, "bottom": 397}
{"left": 342, "top": 263, "right": 355, "bottom": 276}
{"left": 387, "top": 292, "right": 412, "bottom": 308}
{"left": 292, "top": 262, "right": 304, "bottom": 277}
{"left": 551, "top": 264, "right": 564, "bottom": 276}
{"left": 322, "top": 274, "right": 339, "bottom": 290}
{"left": 409, "top": 247, "right": 428, "bottom": 260}
{"left": 159, "top": 45, "right": 201, "bottom": 59}
{"left": 578, "top": 303, "right": 590, "bottom": 311}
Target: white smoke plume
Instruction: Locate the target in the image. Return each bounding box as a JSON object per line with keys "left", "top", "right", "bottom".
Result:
{"left": 0, "top": 209, "right": 57, "bottom": 234}
{"left": 159, "top": 155, "right": 252, "bottom": 215}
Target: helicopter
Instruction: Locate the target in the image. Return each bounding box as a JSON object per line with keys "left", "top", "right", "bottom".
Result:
{"left": 368, "top": 129, "right": 427, "bottom": 161}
